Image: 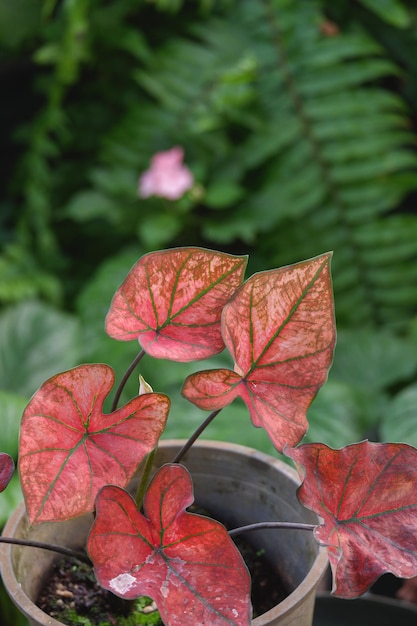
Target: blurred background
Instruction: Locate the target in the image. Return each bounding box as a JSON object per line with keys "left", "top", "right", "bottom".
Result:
{"left": 1, "top": 0, "right": 417, "bottom": 622}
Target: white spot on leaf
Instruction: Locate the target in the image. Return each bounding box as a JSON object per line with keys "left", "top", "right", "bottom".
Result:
{"left": 109, "top": 572, "right": 137, "bottom": 595}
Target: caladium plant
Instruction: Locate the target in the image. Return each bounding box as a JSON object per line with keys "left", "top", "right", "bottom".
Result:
{"left": 1, "top": 246, "right": 417, "bottom": 626}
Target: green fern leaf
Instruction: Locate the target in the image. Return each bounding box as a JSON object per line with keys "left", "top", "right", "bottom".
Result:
{"left": 357, "top": 0, "right": 411, "bottom": 28}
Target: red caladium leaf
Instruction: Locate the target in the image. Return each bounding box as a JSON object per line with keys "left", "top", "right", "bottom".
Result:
{"left": 19, "top": 364, "right": 170, "bottom": 525}
{"left": 105, "top": 247, "right": 247, "bottom": 361}
{"left": 0, "top": 452, "right": 14, "bottom": 492}
{"left": 286, "top": 441, "right": 417, "bottom": 598}
{"left": 182, "top": 254, "right": 335, "bottom": 451}
{"left": 88, "top": 464, "right": 251, "bottom": 626}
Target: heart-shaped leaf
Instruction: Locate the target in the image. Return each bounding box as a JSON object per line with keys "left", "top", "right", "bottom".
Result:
{"left": 19, "top": 364, "right": 170, "bottom": 524}
{"left": 183, "top": 254, "right": 335, "bottom": 451}
{"left": 105, "top": 247, "right": 247, "bottom": 361}
{"left": 286, "top": 441, "right": 417, "bottom": 598}
{"left": 88, "top": 464, "right": 251, "bottom": 626}
{"left": 0, "top": 453, "right": 14, "bottom": 492}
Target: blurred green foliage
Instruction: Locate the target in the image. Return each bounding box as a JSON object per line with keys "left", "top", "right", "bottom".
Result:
{"left": 1, "top": 0, "right": 417, "bottom": 432}
{"left": 1, "top": 0, "right": 417, "bottom": 323}
{"left": 1, "top": 0, "right": 417, "bottom": 594}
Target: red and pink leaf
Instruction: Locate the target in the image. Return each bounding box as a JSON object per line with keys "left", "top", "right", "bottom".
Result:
{"left": 19, "top": 364, "right": 170, "bottom": 525}
{"left": 105, "top": 247, "right": 247, "bottom": 362}
{"left": 287, "top": 441, "right": 417, "bottom": 598}
{"left": 183, "top": 254, "right": 335, "bottom": 451}
{"left": 88, "top": 464, "right": 251, "bottom": 626}
{"left": 0, "top": 453, "right": 14, "bottom": 492}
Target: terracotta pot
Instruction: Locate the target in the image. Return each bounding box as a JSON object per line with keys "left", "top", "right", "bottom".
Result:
{"left": 0, "top": 440, "right": 328, "bottom": 626}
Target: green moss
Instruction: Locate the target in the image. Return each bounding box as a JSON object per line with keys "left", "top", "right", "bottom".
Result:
{"left": 59, "top": 596, "right": 163, "bottom": 626}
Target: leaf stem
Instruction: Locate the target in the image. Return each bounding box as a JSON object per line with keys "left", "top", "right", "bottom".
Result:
{"left": 229, "top": 521, "right": 315, "bottom": 536}
{"left": 111, "top": 349, "right": 146, "bottom": 412}
{"left": 171, "top": 409, "right": 222, "bottom": 464}
{"left": 0, "top": 537, "right": 91, "bottom": 563}
{"left": 135, "top": 447, "right": 158, "bottom": 510}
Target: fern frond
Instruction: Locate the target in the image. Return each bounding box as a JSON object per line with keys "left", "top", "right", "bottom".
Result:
{"left": 200, "top": 0, "right": 417, "bottom": 328}
{"left": 356, "top": 0, "right": 411, "bottom": 28}
{"left": 78, "top": 0, "right": 417, "bottom": 327}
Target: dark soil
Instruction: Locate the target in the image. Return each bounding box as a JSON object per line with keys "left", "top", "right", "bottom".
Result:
{"left": 38, "top": 558, "right": 162, "bottom": 625}
{"left": 38, "top": 535, "right": 288, "bottom": 625}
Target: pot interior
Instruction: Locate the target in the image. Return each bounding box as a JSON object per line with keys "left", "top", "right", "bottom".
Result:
{"left": 155, "top": 441, "right": 321, "bottom": 594}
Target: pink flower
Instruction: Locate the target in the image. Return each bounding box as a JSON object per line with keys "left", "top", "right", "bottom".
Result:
{"left": 138, "top": 147, "right": 194, "bottom": 200}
